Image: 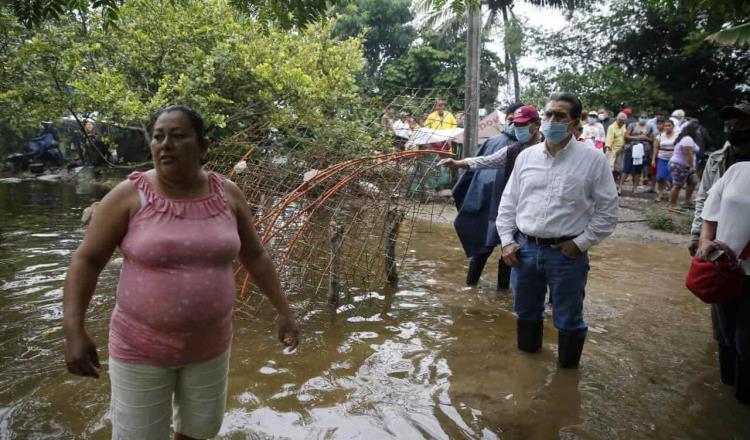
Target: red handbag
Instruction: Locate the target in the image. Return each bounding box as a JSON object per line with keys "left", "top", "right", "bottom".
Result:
{"left": 686, "top": 241, "right": 750, "bottom": 304}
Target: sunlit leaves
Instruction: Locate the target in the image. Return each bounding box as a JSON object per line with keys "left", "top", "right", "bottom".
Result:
{"left": 0, "top": 0, "right": 365, "bottom": 147}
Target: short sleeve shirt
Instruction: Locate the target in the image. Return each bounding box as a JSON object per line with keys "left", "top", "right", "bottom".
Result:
{"left": 702, "top": 162, "right": 750, "bottom": 274}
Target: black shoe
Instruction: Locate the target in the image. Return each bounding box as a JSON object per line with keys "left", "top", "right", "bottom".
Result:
{"left": 466, "top": 258, "right": 487, "bottom": 285}
{"left": 736, "top": 357, "right": 750, "bottom": 404}
{"left": 719, "top": 344, "right": 736, "bottom": 385}
{"left": 497, "top": 259, "right": 511, "bottom": 290}
{"left": 558, "top": 332, "right": 586, "bottom": 369}
{"left": 517, "top": 320, "right": 543, "bottom": 353}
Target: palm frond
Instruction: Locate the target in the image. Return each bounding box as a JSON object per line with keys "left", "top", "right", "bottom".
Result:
{"left": 706, "top": 22, "right": 750, "bottom": 47}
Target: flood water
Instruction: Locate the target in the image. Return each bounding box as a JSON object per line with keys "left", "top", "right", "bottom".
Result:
{"left": 1, "top": 179, "right": 749, "bottom": 439}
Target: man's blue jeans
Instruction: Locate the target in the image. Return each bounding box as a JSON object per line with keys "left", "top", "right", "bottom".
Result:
{"left": 511, "top": 233, "right": 589, "bottom": 337}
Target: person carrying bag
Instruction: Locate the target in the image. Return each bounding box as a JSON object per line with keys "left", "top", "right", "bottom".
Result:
{"left": 691, "top": 161, "right": 750, "bottom": 404}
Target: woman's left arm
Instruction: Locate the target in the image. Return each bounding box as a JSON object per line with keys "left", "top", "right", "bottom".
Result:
{"left": 225, "top": 180, "right": 300, "bottom": 348}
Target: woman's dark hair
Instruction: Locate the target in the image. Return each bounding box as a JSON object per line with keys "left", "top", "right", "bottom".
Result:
{"left": 663, "top": 118, "right": 674, "bottom": 126}
{"left": 676, "top": 121, "right": 700, "bottom": 144}
{"left": 148, "top": 105, "right": 206, "bottom": 143}
{"left": 549, "top": 92, "right": 583, "bottom": 119}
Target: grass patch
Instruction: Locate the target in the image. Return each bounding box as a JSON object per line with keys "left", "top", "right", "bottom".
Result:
{"left": 646, "top": 207, "right": 693, "bottom": 234}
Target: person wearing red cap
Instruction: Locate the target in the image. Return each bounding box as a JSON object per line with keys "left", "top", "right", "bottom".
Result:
{"left": 439, "top": 104, "right": 541, "bottom": 289}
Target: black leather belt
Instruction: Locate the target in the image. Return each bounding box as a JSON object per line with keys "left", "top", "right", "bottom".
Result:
{"left": 521, "top": 233, "right": 578, "bottom": 246}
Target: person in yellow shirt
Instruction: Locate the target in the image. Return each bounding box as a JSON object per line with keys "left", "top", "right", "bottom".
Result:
{"left": 411, "top": 99, "right": 457, "bottom": 194}
{"left": 424, "top": 99, "right": 458, "bottom": 130}
{"left": 605, "top": 112, "right": 628, "bottom": 194}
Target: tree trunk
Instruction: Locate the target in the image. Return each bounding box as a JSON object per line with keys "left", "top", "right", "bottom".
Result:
{"left": 500, "top": 5, "right": 521, "bottom": 102}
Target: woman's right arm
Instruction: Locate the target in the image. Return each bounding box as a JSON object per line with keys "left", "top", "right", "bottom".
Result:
{"left": 651, "top": 137, "right": 660, "bottom": 166}
{"left": 696, "top": 220, "right": 718, "bottom": 260}
{"left": 63, "top": 180, "right": 138, "bottom": 377}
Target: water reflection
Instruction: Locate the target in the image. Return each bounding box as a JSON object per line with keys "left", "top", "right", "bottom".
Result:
{"left": 1, "top": 180, "right": 749, "bottom": 439}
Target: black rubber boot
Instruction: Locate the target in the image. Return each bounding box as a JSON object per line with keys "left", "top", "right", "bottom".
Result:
{"left": 517, "top": 320, "right": 543, "bottom": 353}
{"left": 719, "top": 344, "right": 736, "bottom": 385}
{"left": 558, "top": 332, "right": 586, "bottom": 369}
{"left": 497, "top": 258, "right": 511, "bottom": 290}
{"left": 736, "top": 357, "right": 750, "bottom": 404}
{"left": 466, "top": 258, "right": 487, "bottom": 286}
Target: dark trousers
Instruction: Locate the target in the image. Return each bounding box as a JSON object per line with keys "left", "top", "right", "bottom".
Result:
{"left": 471, "top": 251, "right": 492, "bottom": 266}
{"left": 715, "top": 276, "right": 750, "bottom": 359}
{"left": 470, "top": 249, "right": 511, "bottom": 288}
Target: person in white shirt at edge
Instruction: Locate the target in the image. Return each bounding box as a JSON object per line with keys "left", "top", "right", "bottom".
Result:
{"left": 392, "top": 111, "right": 413, "bottom": 152}
{"left": 496, "top": 92, "right": 619, "bottom": 368}
{"left": 695, "top": 161, "right": 750, "bottom": 404}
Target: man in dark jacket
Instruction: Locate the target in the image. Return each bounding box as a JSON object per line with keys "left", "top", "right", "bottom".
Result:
{"left": 441, "top": 104, "right": 541, "bottom": 289}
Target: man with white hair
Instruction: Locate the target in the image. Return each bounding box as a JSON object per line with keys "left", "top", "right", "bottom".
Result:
{"left": 671, "top": 109, "right": 687, "bottom": 130}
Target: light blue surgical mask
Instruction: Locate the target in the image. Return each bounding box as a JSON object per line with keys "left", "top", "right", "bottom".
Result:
{"left": 587, "top": 116, "right": 598, "bottom": 125}
{"left": 505, "top": 122, "right": 515, "bottom": 137}
{"left": 514, "top": 125, "right": 533, "bottom": 143}
{"left": 541, "top": 121, "right": 570, "bottom": 144}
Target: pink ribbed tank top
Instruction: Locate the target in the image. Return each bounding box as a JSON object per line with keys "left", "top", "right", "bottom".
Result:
{"left": 109, "top": 171, "right": 241, "bottom": 366}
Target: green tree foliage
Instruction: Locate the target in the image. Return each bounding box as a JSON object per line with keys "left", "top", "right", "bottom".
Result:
{"left": 524, "top": 0, "right": 750, "bottom": 147}
{"left": 521, "top": 66, "right": 672, "bottom": 113}
{"left": 2, "top": 0, "right": 340, "bottom": 29}
{"left": 649, "top": 0, "right": 750, "bottom": 48}
{"left": 379, "top": 32, "right": 504, "bottom": 109}
{"left": 330, "top": 0, "right": 417, "bottom": 94}
{"left": 0, "top": 1, "right": 366, "bottom": 156}
{"left": 413, "top": 0, "right": 585, "bottom": 101}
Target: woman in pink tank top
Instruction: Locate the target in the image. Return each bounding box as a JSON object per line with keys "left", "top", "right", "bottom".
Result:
{"left": 62, "top": 106, "right": 299, "bottom": 439}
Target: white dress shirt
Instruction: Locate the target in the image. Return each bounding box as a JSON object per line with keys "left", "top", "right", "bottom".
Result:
{"left": 496, "top": 136, "right": 619, "bottom": 251}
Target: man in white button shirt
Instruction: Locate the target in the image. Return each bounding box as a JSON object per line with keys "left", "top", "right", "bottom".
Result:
{"left": 497, "top": 92, "right": 619, "bottom": 368}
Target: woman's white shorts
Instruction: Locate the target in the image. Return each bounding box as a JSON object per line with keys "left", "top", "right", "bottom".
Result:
{"left": 109, "top": 350, "right": 229, "bottom": 440}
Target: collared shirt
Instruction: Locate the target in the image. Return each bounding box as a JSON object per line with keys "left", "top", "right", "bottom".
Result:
{"left": 691, "top": 144, "right": 730, "bottom": 240}
{"left": 424, "top": 111, "right": 457, "bottom": 129}
{"left": 496, "top": 137, "right": 619, "bottom": 252}
{"left": 605, "top": 123, "right": 627, "bottom": 152}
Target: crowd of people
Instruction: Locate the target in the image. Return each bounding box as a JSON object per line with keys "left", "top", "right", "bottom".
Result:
{"left": 575, "top": 106, "right": 711, "bottom": 208}
{"left": 60, "top": 97, "right": 748, "bottom": 439}
{"left": 439, "top": 96, "right": 750, "bottom": 405}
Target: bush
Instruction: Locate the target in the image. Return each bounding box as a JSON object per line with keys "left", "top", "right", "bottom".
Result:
{"left": 646, "top": 209, "right": 676, "bottom": 232}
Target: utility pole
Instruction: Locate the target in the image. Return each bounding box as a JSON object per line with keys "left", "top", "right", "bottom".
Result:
{"left": 463, "top": 1, "right": 481, "bottom": 159}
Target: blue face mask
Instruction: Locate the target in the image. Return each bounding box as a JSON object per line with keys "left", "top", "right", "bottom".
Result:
{"left": 639, "top": 118, "right": 648, "bottom": 125}
{"left": 505, "top": 123, "right": 515, "bottom": 137}
{"left": 541, "top": 121, "right": 570, "bottom": 144}
{"left": 588, "top": 116, "right": 598, "bottom": 125}
{"left": 514, "top": 125, "right": 533, "bottom": 143}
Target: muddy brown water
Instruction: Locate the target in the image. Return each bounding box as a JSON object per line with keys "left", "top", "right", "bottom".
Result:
{"left": 1, "top": 180, "right": 749, "bottom": 439}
